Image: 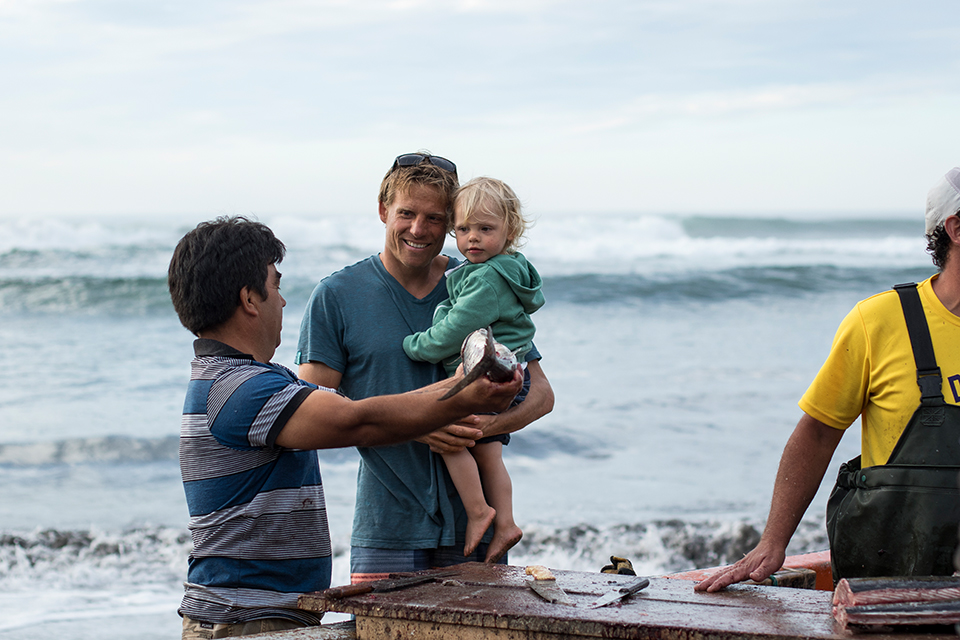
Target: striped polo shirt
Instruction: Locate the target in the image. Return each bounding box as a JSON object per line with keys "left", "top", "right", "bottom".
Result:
{"left": 179, "top": 339, "right": 331, "bottom": 625}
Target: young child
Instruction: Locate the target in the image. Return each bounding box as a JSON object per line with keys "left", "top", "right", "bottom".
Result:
{"left": 402, "top": 176, "right": 545, "bottom": 563}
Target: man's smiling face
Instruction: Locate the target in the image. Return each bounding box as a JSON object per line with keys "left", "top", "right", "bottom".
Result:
{"left": 379, "top": 183, "right": 449, "bottom": 275}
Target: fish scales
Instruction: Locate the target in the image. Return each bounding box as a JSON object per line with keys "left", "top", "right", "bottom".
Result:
{"left": 438, "top": 327, "right": 518, "bottom": 401}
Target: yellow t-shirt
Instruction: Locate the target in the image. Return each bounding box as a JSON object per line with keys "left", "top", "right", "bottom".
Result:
{"left": 799, "top": 275, "right": 960, "bottom": 467}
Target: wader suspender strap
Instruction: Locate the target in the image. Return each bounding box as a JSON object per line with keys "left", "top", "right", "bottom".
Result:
{"left": 827, "top": 282, "right": 960, "bottom": 581}
{"left": 893, "top": 282, "right": 944, "bottom": 406}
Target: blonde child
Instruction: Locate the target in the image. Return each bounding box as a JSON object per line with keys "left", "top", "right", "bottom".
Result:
{"left": 402, "top": 177, "right": 544, "bottom": 563}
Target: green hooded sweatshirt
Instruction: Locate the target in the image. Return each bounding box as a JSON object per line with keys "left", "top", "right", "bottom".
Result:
{"left": 402, "top": 252, "right": 545, "bottom": 376}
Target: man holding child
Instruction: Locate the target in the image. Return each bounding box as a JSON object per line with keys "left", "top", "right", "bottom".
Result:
{"left": 169, "top": 215, "right": 523, "bottom": 637}
{"left": 295, "top": 152, "right": 554, "bottom": 584}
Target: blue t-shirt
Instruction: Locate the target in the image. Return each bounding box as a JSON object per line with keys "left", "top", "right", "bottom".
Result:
{"left": 296, "top": 255, "right": 540, "bottom": 549}
{"left": 180, "top": 339, "right": 330, "bottom": 625}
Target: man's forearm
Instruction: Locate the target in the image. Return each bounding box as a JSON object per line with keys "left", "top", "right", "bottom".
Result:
{"left": 694, "top": 413, "right": 844, "bottom": 592}
{"left": 760, "top": 413, "right": 844, "bottom": 549}
{"left": 278, "top": 369, "right": 522, "bottom": 450}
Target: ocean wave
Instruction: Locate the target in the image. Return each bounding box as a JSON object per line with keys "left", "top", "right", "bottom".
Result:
{"left": 0, "top": 264, "right": 938, "bottom": 316}
{"left": 0, "top": 517, "right": 828, "bottom": 632}
{"left": 0, "top": 516, "right": 827, "bottom": 589}
{"left": 0, "top": 436, "right": 179, "bottom": 467}
{"left": 0, "top": 212, "right": 935, "bottom": 314}
{"left": 0, "top": 275, "right": 174, "bottom": 315}
{"left": 0, "top": 435, "right": 364, "bottom": 467}
{"left": 681, "top": 216, "right": 918, "bottom": 240}
{"left": 1, "top": 213, "right": 926, "bottom": 272}
{"left": 0, "top": 212, "right": 918, "bottom": 251}
{"left": 0, "top": 526, "right": 190, "bottom": 590}
{"left": 0, "top": 527, "right": 190, "bottom": 634}
{"left": 511, "top": 517, "right": 828, "bottom": 576}
{"left": 0, "top": 218, "right": 186, "bottom": 255}
{"left": 545, "top": 265, "right": 937, "bottom": 305}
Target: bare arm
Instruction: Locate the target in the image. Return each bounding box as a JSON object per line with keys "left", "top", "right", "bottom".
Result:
{"left": 298, "top": 359, "right": 472, "bottom": 398}
{"left": 414, "top": 362, "right": 486, "bottom": 454}
{"left": 277, "top": 366, "right": 524, "bottom": 450}
{"left": 694, "top": 412, "right": 844, "bottom": 592}
{"left": 417, "top": 360, "right": 554, "bottom": 453}
{"left": 476, "top": 360, "right": 554, "bottom": 439}
{"left": 298, "top": 359, "right": 488, "bottom": 453}
{"left": 298, "top": 361, "right": 342, "bottom": 390}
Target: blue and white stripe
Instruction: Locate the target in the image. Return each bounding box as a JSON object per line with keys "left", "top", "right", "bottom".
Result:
{"left": 179, "top": 344, "right": 330, "bottom": 625}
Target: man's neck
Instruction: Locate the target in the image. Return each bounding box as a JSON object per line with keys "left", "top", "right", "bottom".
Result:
{"left": 198, "top": 326, "right": 272, "bottom": 363}
{"left": 932, "top": 266, "right": 960, "bottom": 317}
{"left": 378, "top": 252, "right": 448, "bottom": 299}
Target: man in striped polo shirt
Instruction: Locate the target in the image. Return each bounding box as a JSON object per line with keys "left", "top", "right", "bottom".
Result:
{"left": 168, "top": 216, "right": 522, "bottom": 639}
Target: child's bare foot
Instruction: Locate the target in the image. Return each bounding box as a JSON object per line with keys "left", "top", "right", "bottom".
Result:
{"left": 484, "top": 525, "right": 522, "bottom": 563}
{"left": 464, "top": 506, "right": 497, "bottom": 557}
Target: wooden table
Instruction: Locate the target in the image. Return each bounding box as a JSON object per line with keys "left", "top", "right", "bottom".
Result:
{"left": 298, "top": 562, "right": 956, "bottom": 640}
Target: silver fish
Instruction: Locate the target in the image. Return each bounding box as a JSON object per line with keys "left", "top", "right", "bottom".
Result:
{"left": 439, "top": 327, "right": 518, "bottom": 401}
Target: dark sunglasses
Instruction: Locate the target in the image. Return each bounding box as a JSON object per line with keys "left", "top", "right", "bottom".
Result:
{"left": 391, "top": 153, "right": 457, "bottom": 177}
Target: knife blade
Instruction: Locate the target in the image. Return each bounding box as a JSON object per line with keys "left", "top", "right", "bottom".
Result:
{"left": 528, "top": 578, "right": 576, "bottom": 606}
{"left": 585, "top": 577, "right": 649, "bottom": 609}
{"left": 321, "top": 570, "right": 457, "bottom": 599}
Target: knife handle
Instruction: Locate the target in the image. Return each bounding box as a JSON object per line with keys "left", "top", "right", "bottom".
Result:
{"left": 322, "top": 583, "right": 375, "bottom": 599}
{"left": 621, "top": 577, "right": 650, "bottom": 595}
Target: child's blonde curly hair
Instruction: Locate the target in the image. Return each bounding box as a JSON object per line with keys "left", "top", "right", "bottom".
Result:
{"left": 453, "top": 177, "right": 532, "bottom": 253}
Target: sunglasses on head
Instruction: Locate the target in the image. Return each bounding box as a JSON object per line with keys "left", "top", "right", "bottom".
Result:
{"left": 391, "top": 153, "right": 457, "bottom": 177}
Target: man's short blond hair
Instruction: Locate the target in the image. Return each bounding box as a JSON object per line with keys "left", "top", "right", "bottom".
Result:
{"left": 378, "top": 153, "right": 460, "bottom": 226}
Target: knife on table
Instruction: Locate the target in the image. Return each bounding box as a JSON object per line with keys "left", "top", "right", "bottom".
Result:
{"left": 321, "top": 570, "right": 457, "bottom": 599}
{"left": 585, "top": 577, "right": 650, "bottom": 609}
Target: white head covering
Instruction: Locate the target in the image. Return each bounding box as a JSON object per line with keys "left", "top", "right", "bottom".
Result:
{"left": 925, "top": 167, "right": 960, "bottom": 236}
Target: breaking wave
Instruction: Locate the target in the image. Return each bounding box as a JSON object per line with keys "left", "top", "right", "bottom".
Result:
{"left": 0, "top": 436, "right": 180, "bottom": 467}
{"left": 0, "top": 212, "right": 934, "bottom": 315}
{"left": 512, "top": 516, "right": 828, "bottom": 576}
{"left": 0, "top": 435, "right": 363, "bottom": 467}
{"left": 0, "top": 516, "right": 828, "bottom": 593}
{"left": 0, "top": 527, "right": 190, "bottom": 634}
{"left": 0, "top": 266, "right": 938, "bottom": 315}
{"left": 0, "top": 527, "right": 190, "bottom": 587}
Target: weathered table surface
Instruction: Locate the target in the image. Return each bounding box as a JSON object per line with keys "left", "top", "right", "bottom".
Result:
{"left": 298, "top": 562, "right": 956, "bottom": 640}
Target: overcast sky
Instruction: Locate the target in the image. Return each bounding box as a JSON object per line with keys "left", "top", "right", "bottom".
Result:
{"left": 1, "top": 0, "right": 958, "bottom": 219}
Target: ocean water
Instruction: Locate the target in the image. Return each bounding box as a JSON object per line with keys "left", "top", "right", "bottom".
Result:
{"left": 0, "top": 211, "right": 936, "bottom": 638}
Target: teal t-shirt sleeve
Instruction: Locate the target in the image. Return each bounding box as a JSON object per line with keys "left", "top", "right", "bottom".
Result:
{"left": 296, "top": 280, "right": 346, "bottom": 372}
{"left": 403, "top": 276, "right": 503, "bottom": 364}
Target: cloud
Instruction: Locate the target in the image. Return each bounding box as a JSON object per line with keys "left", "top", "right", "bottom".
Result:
{"left": 0, "top": 0, "right": 958, "bottom": 217}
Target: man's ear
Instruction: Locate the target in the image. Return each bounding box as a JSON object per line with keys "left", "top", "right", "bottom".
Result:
{"left": 378, "top": 201, "right": 388, "bottom": 224}
{"left": 944, "top": 215, "right": 960, "bottom": 245}
{"left": 238, "top": 286, "right": 260, "bottom": 317}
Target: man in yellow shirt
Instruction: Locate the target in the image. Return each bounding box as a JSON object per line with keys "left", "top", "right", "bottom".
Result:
{"left": 697, "top": 167, "right": 960, "bottom": 592}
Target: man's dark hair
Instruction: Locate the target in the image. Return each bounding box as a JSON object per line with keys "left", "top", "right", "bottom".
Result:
{"left": 926, "top": 217, "right": 959, "bottom": 271}
{"left": 168, "top": 216, "right": 286, "bottom": 335}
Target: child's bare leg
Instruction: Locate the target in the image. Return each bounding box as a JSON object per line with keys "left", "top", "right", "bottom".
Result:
{"left": 442, "top": 448, "right": 496, "bottom": 557}
{"left": 472, "top": 441, "right": 522, "bottom": 563}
